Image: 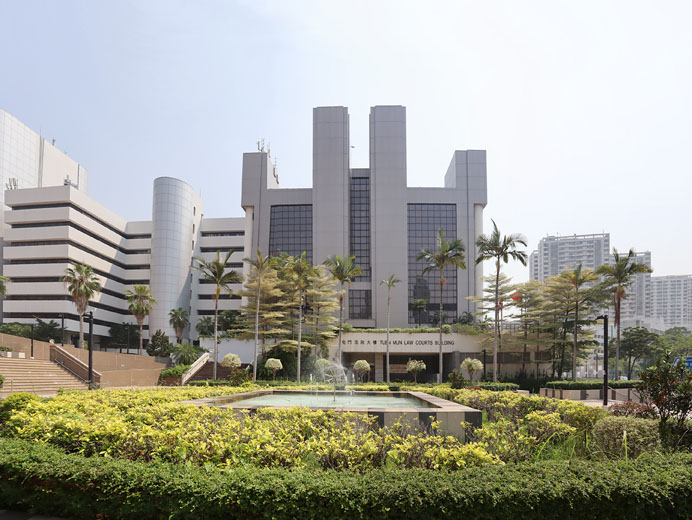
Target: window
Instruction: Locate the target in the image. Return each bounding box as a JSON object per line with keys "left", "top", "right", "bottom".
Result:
{"left": 349, "top": 177, "right": 370, "bottom": 281}
{"left": 407, "top": 204, "right": 457, "bottom": 325}
{"left": 269, "top": 205, "right": 312, "bottom": 262}
{"left": 349, "top": 289, "right": 371, "bottom": 319}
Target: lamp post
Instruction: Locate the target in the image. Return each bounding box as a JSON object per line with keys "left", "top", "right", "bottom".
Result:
{"left": 30, "top": 323, "right": 34, "bottom": 359}
{"left": 60, "top": 314, "right": 65, "bottom": 348}
{"left": 596, "top": 315, "right": 609, "bottom": 406}
{"left": 88, "top": 311, "right": 94, "bottom": 390}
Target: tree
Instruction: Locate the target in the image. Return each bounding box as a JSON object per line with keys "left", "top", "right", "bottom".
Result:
{"left": 596, "top": 248, "right": 653, "bottom": 379}
{"left": 221, "top": 353, "right": 241, "bottom": 370}
{"left": 507, "top": 280, "right": 546, "bottom": 375}
{"left": 196, "top": 316, "right": 215, "bottom": 337}
{"left": 379, "top": 274, "right": 401, "bottom": 383}
{"left": 237, "top": 264, "right": 287, "bottom": 358}
{"left": 218, "top": 310, "right": 241, "bottom": 333}
{"left": 407, "top": 359, "right": 426, "bottom": 383}
{"left": 323, "top": 254, "right": 362, "bottom": 367}
{"left": 146, "top": 329, "right": 172, "bottom": 357}
{"left": 412, "top": 299, "right": 427, "bottom": 327}
{"left": 617, "top": 327, "right": 661, "bottom": 379}
{"left": 417, "top": 229, "right": 466, "bottom": 383}
{"left": 62, "top": 263, "right": 101, "bottom": 350}
{"left": 468, "top": 273, "right": 515, "bottom": 376}
{"left": 193, "top": 250, "right": 242, "bottom": 380}
{"left": 171, "top": 342, "right": 204, "bottom": 365}
{"left": 107, "top": 323, "right": 139, "bottom": 350}
{"left": 287, "top": 252, "right": 317, "bottom": 382}
{"left": 461, "top": 357, "right": 483, "bottom": 382}
{"left": 126, "top": 285, "right": 157, "bottom": 355}
{"left": 244, "top": 248, "right": 271, "bottom": 381}
{"left": 168, "top": 307, "right": 189, "bottom": 344}
{"left": 33, "top": 318, "right": 61, "bottom": 343}
{"left": 353, "top": 359, "right": 371, "bottom": 383}
{"left": 475, "top": 220, "right": 527, "bottom": 382}
{"left": 265, "top": 358, "right": 283, "bottom": 380}
{"left": 561, "top": 265, "right": 599, "bottom": 381}
{"left": 305, "top": 266, "right": 339, "bottom": 357}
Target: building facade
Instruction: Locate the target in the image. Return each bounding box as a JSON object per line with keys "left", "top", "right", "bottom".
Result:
{"left": 529, "top": 233, "right": 611, "bottom": 283}
{"left": 1, "top": 105, "right": 486, "bottom": 346}
{"left": 651, "top": 275, "right": 692, "bottom": 330}
{"left": 242, "top": 105, "right": 487, "bottom": 328}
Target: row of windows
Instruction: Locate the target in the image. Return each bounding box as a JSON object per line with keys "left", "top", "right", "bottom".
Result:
{"left": 10, "top": 202, "right": 151, "bottom": 240}
{"left": 3, "top": 312, "right": 148, "bottom": 331}
{"left": 197, "top": 294, "right": 241, "bottom": 300}
{"left": 5, "top": 259, "right": 150, "bottom": 286}
{"left": 10, "top": 221, "right": 151, "bottom": 255}
{"left": 5, "top": 295, "right": 133, "bottom": 316}
{"left": 201, "top": 231, "right": 244, "bottom": 237}
{"left": 6, "top": 240, "right": 150, "bottom": 271}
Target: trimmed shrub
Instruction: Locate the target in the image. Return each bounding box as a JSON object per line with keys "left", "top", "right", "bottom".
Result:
{"left": 159, "top": 364, "right": 190, "bottom": 379}
{"left": 593, "top": 416, "right": 660, "bottom": 459}
{"left": 610, "top": 401, "right": 658, "bottom": 419}
{"left": 353, "top": 360, "right": 370, "bottom": 382}
{"left": 545, "top": 380, "right": 642, "bottom": 390}
{"left": 475, "top": 382, "right": 520, "bottom": 392}
{"left": 0, "top": 346, "right": 12, "bottom": 352}
{"left": 221, "top": 353, "right": 241, "bottom": 370}
{"left": 2, "top": 438, "right": 692, "bottom": 519}
{"left": 0, "top": 393, "right": 41, "bottom": 424}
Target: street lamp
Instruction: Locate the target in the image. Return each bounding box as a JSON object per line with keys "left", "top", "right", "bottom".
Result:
{"left": 60, "top": 314, "right": 65, "bottom": 348}
{"left": 88, "top": 311, "right": 94, "bottom": 390}
{"left": 596, "top": 315, "right": 609, "bottom": 406}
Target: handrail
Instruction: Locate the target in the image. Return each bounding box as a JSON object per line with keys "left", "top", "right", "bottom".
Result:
{"left": 181, "top": 352, "right": 210, "bottom": 385}
{"left": 50, "top": 345, "right": 102, "bottom": 384}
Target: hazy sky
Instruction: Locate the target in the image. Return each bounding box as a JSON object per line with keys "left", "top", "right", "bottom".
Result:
{"left": 1, "top": 0, "right": 690, "bottom": 282}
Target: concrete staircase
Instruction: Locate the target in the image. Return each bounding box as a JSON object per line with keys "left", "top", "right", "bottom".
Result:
{"left": 0, "top": 357, "right": 88, "bottom": 395}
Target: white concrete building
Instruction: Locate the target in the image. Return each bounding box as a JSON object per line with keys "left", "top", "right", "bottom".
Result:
{"left": 651, "top": 275, "right": 692, "bottom": 330}
{"left": 1, "top": 105, "right": 487, "bottom": 353}
{"left": 529, "top": 233, "right": 611, "bottom": 283}
{"left": 3, "top": 181, "right": 244, "bottom": 342}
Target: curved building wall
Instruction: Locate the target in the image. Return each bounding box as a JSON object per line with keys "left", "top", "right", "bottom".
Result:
{"left": 149, "top": 177, "right": 202, "bottom": 340}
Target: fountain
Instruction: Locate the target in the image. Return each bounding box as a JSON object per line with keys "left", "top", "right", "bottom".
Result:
{"left": 181, "top": 358, "right": 482, "bottom": 437}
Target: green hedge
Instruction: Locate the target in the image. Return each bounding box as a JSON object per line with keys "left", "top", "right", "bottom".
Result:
{"left": 1, "top": 438, "right": 692, "bottom": 519}
{"left": 475, "top": 382, "right": 520, "bottom": 391}
{"left": 159, "top": 364, "right": 190, "bottom": 378}
{"left": 0, "top": 375, "right": 3, "bottom": 388}
{"left": 545, "top": 380, "right": 642, "bottom": 390}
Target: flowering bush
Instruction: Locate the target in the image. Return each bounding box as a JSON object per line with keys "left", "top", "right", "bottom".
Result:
{"left": 447, "top": 369, "right": 467, "bottom": 389}
{"left": 638, "top": 354, "right": 692, "bottom": 446}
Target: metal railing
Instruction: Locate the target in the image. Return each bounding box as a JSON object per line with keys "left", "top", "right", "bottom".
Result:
{"left": 50, "top": 344, "right": 101, "bottom": 385}
{"left": 181, "top": 352, "right": 210, "bottom": 385}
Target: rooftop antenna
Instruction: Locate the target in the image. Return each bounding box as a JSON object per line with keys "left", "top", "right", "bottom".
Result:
{"left": 267, "top": 141, "right": 271, "bottom": 158}
{"left": 5, "top": 177, "right": 18, "bottom": 190}
{"left": 257, "top": 138, "right": 265, "bottom": 152}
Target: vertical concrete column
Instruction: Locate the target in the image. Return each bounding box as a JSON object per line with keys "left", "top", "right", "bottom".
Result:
{"left": 312, "top": 107, "right": 350, "bottom": 266}
{"left": 150, "top": 177, "right": 203, "bottom": 341}
{"left": 370, "top": 106, "right": 409, "bottom": 327}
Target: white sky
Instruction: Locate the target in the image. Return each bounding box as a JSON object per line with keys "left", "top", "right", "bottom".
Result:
{"left": 1, "top": 0, "right": 690, "bottom": 283}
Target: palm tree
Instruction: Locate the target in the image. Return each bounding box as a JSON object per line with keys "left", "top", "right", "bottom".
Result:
{"left": 412, "top": 298, "right": 427, "bottom": 327}
{"left": 193, "top": 250, "right": 242, "bottom": 380}
{"left": 475, "top": 220, "right": 527, "bottom": 382}
{"left": 288, "top": 252, "right": 316, "bottom": 383}
{"left": 244, "top": 248, "right": 270, "bottom": 381}
{"left": 562, "top": 264, "right": 599, "bottom": 381}
{"left": 417, "top": 229, "right": 466, "bottom": 384}
{"left": 379, "top": 274, "right": 401, "bottom": 383}
{"left": 168, "top": 307, "right": 189, "bottom": 344}
{"left": 195, "top": 316, "right": 214, "bottom": 337}
{"left": 126, "top": 285, "right": 157, "bottom": 355}
{"left": 596, "top": 248, "right": 652, "bottom": 379}
{"left": 62, "top": 263, "right": 101, "bottom": 349}
{"left": 323, "top": 254, "right": 362, "bottom": 367}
